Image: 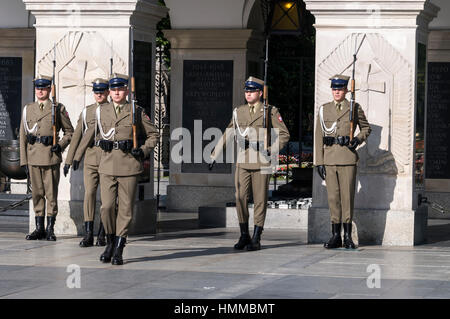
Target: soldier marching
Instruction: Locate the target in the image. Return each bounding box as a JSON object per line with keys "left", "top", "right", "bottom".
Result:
{"left": 210, "top": 76, "right": 290, "bottom": 251}
{"left": 63, "top": 78, "right": 110, "bottom": 247}
{"left": 91, "top": 73, "right": 159, "bottom": 265}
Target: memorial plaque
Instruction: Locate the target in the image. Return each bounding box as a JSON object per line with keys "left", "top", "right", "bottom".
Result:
{"left": 133, "top": 40, "right": 152, "bottom": 114}
{"left": 133, "top": 41, "right": 152, "bottom": 183}
{"left": 425, "top": 62, "right": 450, "bottom": 179}
{"left": 181, "top": 60, "right": 233, "bottom": 174}
{"left": 0, "top": 57, "right": 22, "bottom": 140}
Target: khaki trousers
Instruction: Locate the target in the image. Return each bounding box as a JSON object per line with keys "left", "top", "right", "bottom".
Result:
{"left": 100, "top": 173, "right": 138, "bottom": 237}
{"left": 325, "top": 165, "right": 357, "bottom": 224}
{"left": 29, "top": 164, "right": 60, "bottom": 217}
{"left": 83, "top": 163, "right": 99, "bottom": 222}
{"left": 235, "top": 166, "right": 271, "bottom": 227}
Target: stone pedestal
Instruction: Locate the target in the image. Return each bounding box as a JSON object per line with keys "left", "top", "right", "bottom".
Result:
{"left": 164, "top": 29, "right": 264, "bottom": 212}
{"left": 304, "top": 0, "right": 439, "bottom": 245}
{"left": 23, "top": 0, "right": 167, "bottom": 235}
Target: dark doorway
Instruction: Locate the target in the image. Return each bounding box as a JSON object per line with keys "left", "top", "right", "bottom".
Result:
{"left": 266, "top": 1, "right": 315, "bottom": 198}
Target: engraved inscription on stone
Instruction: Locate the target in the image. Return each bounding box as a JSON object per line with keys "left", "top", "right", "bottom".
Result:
{"left": 182, "top": 60, "right": 233, "bottom": 174}
{"left": 134, "top": 40, "right": 152, "bottom": 113}
{"left": 426, "top": 62, "right": 450, "bottom": 179}
{"left": 0, "top": 57, "right": 22, "bottom": 140}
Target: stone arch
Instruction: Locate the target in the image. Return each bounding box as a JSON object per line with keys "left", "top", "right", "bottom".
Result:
{"left": 244, "top": 0, "right": 264, "bottom": 31}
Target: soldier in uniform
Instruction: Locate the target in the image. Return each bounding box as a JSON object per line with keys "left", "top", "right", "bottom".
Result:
{"left": 210, "top": 76, "right": 290, "bottom": 251}
{"left": 93, "top": 73, "right": 159, "bottom": 265}
{"left": 63, "top": 78, "right": 110, "bottom": 247}
{"left": 314, "top": 74, "right": 371, "bottom": 249}
{"left": 20, "top": 75, "right": 74, "bottom": 241}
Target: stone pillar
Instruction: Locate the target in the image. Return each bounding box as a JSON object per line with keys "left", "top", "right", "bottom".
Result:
{"left": 304, "top": 0, "right": 439, "bottom": 245}
{"left": 23, "top": 0, "right": 167, "bottom": 235}
{"left": 163, "top": 29, "right": 264, "bottom": 212}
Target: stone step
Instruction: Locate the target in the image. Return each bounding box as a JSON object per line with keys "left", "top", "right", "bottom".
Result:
{"left": 0, "top": 193, "right": 31, "bottom": 201}
{"left": 0, "top": 196, "right": 30, "bottom": 225}
{"left": 199, "top": 205, "right": 308, "bottom": 230}
{"left": 0, "top": 214, "right": 28, "bottom": 222}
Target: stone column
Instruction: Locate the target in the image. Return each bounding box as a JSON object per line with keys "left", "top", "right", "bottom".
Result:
{"left": 163, "top": 29, "right": 264, "bottom": 212}
{"left": 23, "top": 0, "right": 167, "bottom": 235}
{"left": 304, "top": 0, "right": 439, "bottom": 245}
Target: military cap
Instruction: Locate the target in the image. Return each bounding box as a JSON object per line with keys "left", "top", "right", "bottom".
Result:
{"left": 92, "top": 78, "right": 109, "bottom": 93}
{"left": 109, "top": 73, "right": 129, "bottom": 88}
{"left": 330, "top": 74, "right": 350, "bottom": 89}
{"left": 33, "top": 75, "right": 52, "bottom": 88}
{"left": 244, "top": 76, "right": 264, "bottom": 92}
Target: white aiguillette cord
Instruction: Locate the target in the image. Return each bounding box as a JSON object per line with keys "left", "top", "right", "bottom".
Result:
{"left": 82, "top": 106, "right": 89, "bottom": 134}
{"left": 233, "top": 108, "right": 249, "bottom": 137}
{"left": 22, "top": 104, "right": 37, "bottom": 134}
{"left": 319, "top": 105, "right": 337, "bottom": 136}
{"left": 96, "top": 105, "right": 115, "bottom": 140}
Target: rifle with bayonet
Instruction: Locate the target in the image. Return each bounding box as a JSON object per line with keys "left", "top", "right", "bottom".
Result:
{"left": 263, "top": 37, "right": 271, "bottom": 155}
{"left": 349, "top": 53, "right": 356, "bottom": 140}
{"left": 349, "top": 34, "right": 366, "bottom": 141}
{"left": 51, "top": 43, "right": 57, "bottom": 146}
{"left": 110, "top": 40, "right": 113, "bottom": 77}
{"left": 130, "top": 27, "right": 137, "bottom": 149}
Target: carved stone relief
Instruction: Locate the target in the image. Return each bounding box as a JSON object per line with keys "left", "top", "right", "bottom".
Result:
{"left": 316, "top": 33, "right": 413, "bottom": 175}
{"left": 37, "top": 31, "right": 127, "bottom": 110}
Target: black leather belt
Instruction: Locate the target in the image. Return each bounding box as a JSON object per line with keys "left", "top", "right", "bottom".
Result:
{"left": 323, "top": 136, "right": 350, "bottom": 146}
{"left": 27, "top": 135, "right": 53, "bottom": 146}
{"left": 95, "top": 139, "right": 133, "bottom": 152}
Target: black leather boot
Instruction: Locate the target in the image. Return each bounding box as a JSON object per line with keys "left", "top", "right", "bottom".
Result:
{"left": 25, "top": 216, "right": 46, "bottom": 240}
{"left": 79, "top": 221, "right": 94, "bottom": 247}
{"left": 247, "top": 225, "right": 263, "bottom": 251}
{"left": 324, "top": 223, "right": 342, "bottom": 249}
{"left": 343, "top": 223, "right": 357, "bottom": 249}
{"left": 111, "top": 236, "right": 126, "bottom": 265}
{"left": 234, "top": 223, "right": 251, "bottom": 250}
{"left": 46, "top": 216, "right": 57, "bottom": 241}
{"left": 95, "top": 222, "right": 106, "bottom": 246}
{"left": 100, "top": 234, "right": 115, "bottom": 263}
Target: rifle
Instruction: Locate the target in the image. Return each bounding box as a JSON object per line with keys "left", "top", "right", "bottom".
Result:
{"left": 263, "top": 36, "right": 270, "bottom": 152}
{"left": 51, "top": 43, "right": 57, "bottom": 146}
{"left": 110, "top": 40, "right": 113, "bottom": 77}
{"left": 349, "top": 34, "right": 366, "bottom": 140}
{"left": 349, "top": 50, "right": 356, "bottom": 140}
{"left": 130, "top": 27, "right": 137, "bottom": 149}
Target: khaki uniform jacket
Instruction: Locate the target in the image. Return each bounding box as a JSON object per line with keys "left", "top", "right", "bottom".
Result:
{"left": 94, "top": 102, "right": 159, "bottom": 176}
{"left": 314, "top": 99, "right": 371, "bottom": 166}
{"left": 65, "top": 103, "right": 102, "bottom": 167}
{"left": 212, "top": 101, "right": 290, "bottom": 169}
{"left": 20, "top": 100, "right": 74, "bottom": 167}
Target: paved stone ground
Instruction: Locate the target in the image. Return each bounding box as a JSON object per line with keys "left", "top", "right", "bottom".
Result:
{"left": 2, "top": 218, "right": 450, "bottom": 299}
